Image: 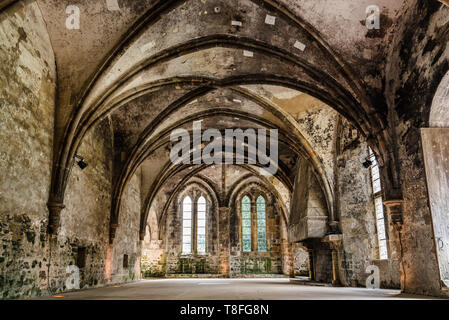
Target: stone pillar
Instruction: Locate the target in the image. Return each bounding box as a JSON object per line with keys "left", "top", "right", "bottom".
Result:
{"left": 218, "top": 207, "right": 230, "bottom": 277}
{"left": 384, "top": 200, "right": 405, "bottom": 290}
{"left": 288, "top": 243, "right": 295, "bottom": 278}
{"left": 323, "top": 234, "right": 343, "bottom": 286}
{"left": 251, "top": 201, "right": 257, "bottom": 252}
{"left": 307, "top": 249, "right": 315, "bottom": 280}
{"left": 47, "top": 202, "right": 65, "bottom": 234}
{"left": 105, "top": 244, "right": 113, "bottom": 283}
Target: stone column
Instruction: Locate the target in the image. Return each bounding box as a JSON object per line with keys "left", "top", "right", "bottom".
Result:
{"left": 288, "top": 243, "right": 295, "bottom": 278}
{"left": 384, "top": 200, "right": 405, "bottom": 290}
{"left": 251, "top": 201, "right": 257, "bottom": 252}
{"left": 323, "top": 234, "right": 343, "bottom": 286}
{"left": 383, "top": 200, "right": 401, "bottom": 260}
{"left": 218, "top": 207, "right": 230, "bottom": 277}
{"left": 307, "top": 249, "right": 315, "bottom": 280}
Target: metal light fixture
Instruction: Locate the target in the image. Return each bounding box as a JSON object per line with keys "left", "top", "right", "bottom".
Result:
{"left": 362, "top": 154, "right": 376, "bottom": 168}
{"left": 74, "top": 154, "right": 88, "bottom": 170}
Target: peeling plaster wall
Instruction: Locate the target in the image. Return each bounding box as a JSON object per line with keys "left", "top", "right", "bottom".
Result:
{"left": 336, "top": 122, "right": 385, "bottom": 287}
{"left": 0, "top": 1, "right": 56, "bottom": 299}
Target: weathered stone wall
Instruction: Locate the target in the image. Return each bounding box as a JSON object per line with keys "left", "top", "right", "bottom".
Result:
{"left": 50, "top": 118, "right": 113, "bottom": 292}
{"left": 109, "top": 170, "right": 142, "bottom": 284}
{"left": 384, "top": 0, "right": 449, "bottom": 296}
{"left": 165, "top": 185, "right": 220, "bottom": 275}
{"left": 151, "top": 170, "right": 287, "bottom": 277}
{"left": 293, "top": 245, "right": 309, "bottom": 277}
{"left": 371, "top": 259, "right": 401, "bottom": 289}
{"left": 289, "top": 158, "right": 329, "bottom": 242}
{"left": 229, "top": 188, "right": 283, "bottom": 276}
{"left": 0, "top": 1, "right": 56, "bottom": 299}
{"left": 0, "top": 2, "right": 143, "bottom": 298}
{"left": 313, "top": 242, "right": 332, "bottom": 283}
{"left": 336, "top": 121, "right": 392, "bottom": 287}
{"left": 141, "top": 239, "right": 165, "bottom": 277}
{"left": 141, "top": 222, "right": 165, "bottom": 278}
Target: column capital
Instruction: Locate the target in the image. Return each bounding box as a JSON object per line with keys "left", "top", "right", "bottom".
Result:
{"left": 322, "top": 233, "right": 343, "bottom": 249}
{"left": 109, "top": 223, "right": 119, "bottom": 244}
{"left": 47, "top": 202, "right": 66, "bottom": 234}
{"left": 328, "top": 220, "right": 340, "bottom": 234}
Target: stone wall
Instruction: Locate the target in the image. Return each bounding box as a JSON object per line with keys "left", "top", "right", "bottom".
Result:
{"left": 371, "top": 259, "right": 401, "bottom": 289}
{"left": 165, "top": 185, "right": 220, "bottom": 275}
{"left": 141, "top": 239, "right": 166, "bottom": 277}
{"left": 384, "top": 0, "right": 449, "bottom": 296}
{"left": 0, "top": 1, "right": 56, "bottom": 299}
{"left": 148, "top": 173, "right": 287, "bottom": 277}
{"left": 335, "top": 122, "right": 379, "bottom": 287}
{"left": 109, "top": 170, "right": 142, "bottom": 284}
{"left": 293, "top": 245, "right": 309, "bottom": 277}
{"left": 0, "top": 2, "right": 143, "bottom": 298}
{"left": 289, "top": 158, "right": 329, "bottom": 242}
{"left": 51, "top": 118, "right": 113, "bottom": 292}
{"left": 229, "top": 187, "right": 283, "bottom": 276}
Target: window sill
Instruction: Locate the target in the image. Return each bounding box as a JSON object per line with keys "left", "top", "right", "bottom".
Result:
{"left": 240, "top": 251, "right": 270, "bottom": 254}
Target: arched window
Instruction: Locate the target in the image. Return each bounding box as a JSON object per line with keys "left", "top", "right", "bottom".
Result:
{"left": 182, "top": 196, "right": 192, "bottom": 254}
{"left": 256, "top": 196, "right": 267, "bottom": 252}
{"left": 241, "top": 196, "right": 252, "bottom": 252}
{"left": 197, "top": 196, "right": 206, "bottom": 254}
{"left": 369, "top": 148, "right": 388, "bottom": 260}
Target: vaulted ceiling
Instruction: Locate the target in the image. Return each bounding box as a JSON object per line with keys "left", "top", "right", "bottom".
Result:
{"left": 3, "top": 0, "right": 446, "bottom": 242}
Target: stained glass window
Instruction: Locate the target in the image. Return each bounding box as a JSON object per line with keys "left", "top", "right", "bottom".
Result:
{"left": 197, "top": 196, "right": 206, "bottom": 254}
{"left": 242, "top": 196, "right": 252, "bottom": 252}
{"left": 256, "top": 196, "right": 267, "bottom": 252}
{"left": 182, "top": 196, "right": 192, "bottom": 254}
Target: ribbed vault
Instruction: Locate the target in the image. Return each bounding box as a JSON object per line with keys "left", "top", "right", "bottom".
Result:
{"left": 33, "top": 0, "right": 415, "bottom": 243}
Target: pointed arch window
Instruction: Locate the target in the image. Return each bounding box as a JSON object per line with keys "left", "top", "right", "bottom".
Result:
{"left": 369, "top": 148, "right": 388, "bottom": 260}
{"left": 182, "top": 196, "right": 192, "bottom": 254}
{"left": 241, "top": 196, "right": 252, "bottom": 252}
{"left": 197, "top": 196, "right": 206, "bottom": 254}
{"left": 256, "top": 196, "right": 267, "bottom": 252}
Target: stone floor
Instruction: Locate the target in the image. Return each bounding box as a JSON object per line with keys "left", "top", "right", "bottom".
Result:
{"left": 33, "top": 278, "right": 441, "bottom": 300}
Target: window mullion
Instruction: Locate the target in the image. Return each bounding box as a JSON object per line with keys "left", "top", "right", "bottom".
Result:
{"left": 193, "top": 200, "right": 197, "bottom": 254}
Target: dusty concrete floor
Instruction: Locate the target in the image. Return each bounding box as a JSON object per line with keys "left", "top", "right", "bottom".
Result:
{"left": 34, "top": 278, "right": 440, "bottom": 300}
